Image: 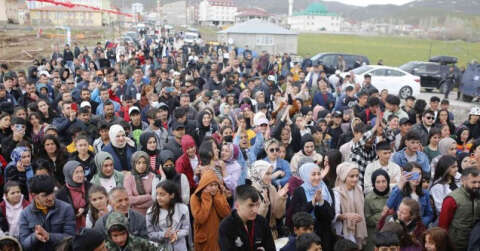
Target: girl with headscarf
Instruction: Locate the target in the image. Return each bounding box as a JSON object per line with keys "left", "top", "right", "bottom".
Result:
{"left": 289, "top": 134, "right": 323, "bottom": 177}
{"left": 103, "top": 124, "right": 136, "bottom": 172}
{"left": 123, "top": 151, "right": 155, "bottom": 215}
{"left": 91, "top": 151, "right": 124, "bottom": 193}
{"left": 5, "top": 147, "right": 34, "bottom": 198}
{"left": 289, "top": 162, "right": 335, "bottom": 251}
{"left": 430, "top": 137, "right": 457, "bottom": 178}
{"left": 56, "top": 160, "right": 91, "bottom": 230}
{"left": 333, "top": 162, "right": 368, "bottom": 248}
{"left": 248, "top": 160, "right": 288, "bottom": 239}
{"left": 139, "top": 131, "right": 161, "bottom": 175}
{"left": 364, "top": 169, "right": 390, "bottom": 251}
{"left": 220, "top": 142, "right": 242, "bottom": 193}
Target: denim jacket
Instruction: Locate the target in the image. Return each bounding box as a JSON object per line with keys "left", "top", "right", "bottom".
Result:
{"left": 386, "top": 186, "right": 434, "bottom": 226}
{"left": 392, "top": 148, "right": 431, "bottom": 175}
{"left": 263, "top": 157, "right": 291, "bottom": 187}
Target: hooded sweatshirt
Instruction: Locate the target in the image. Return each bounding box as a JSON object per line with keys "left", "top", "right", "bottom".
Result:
{"left": 0, "top": 194, "right": 29, "bottom": 238}
{"left": 190, "top": 170, "right": 230, "bottom": 251}
{"left": 105, "top": 212, "right": 158, "bottom": 251}
{"left": 176, "top": 135, "right": 199, "bottom": 190}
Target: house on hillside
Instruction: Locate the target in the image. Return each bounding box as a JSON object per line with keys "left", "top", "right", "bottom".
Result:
{"left": 217, "top": 19, "right": 298, "bottom": 55}
{"left": 199, "top": 0, "right": 237, "bottom": 26}
{"left": 288, "top": 3, "right": 343, "bottom": 32}
{"left": 235, "top": 7, "right": 270, "bottom": 24}
{"left": 30, "top": 5, "right": 103, "bottom": 27}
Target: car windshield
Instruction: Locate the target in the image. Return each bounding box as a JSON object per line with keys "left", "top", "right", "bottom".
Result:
{"left": 399, "top": 62, "right": 417, "bottom": 72}
{"left": 352, "top": 65, "right": 373, "bottom": 75}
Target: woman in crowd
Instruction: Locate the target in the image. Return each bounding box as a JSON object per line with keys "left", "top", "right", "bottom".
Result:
{"left": 152, "top": 149, "right": 190, "bottom": 204}
{"left": 91, "top": 151, "right": 124, "bottom": 193}
{"left": 38, "top": 135, "right": 68, "bottom": 185}
{"left": 423, "top": 128, "right": 441, "bottom": 162}
{"left": 364, "top": 169, "right": 390, "bottom": 251}
{"left": 323, "top": 149, "right": 343, "bottom": 188}
{"left": 56, "top": 160, "right": 91, "bottom": 230}
{"left": 333, "top": 162, "right": 367, "bottom": 248}
{"left": 290, "top": 162, "right": 335, "bottom": 251}
{"left": 249, "top": 160, "right": 288, "bottom": 239}
{"left": 422, "top": 227, "right": 455, "bottom": 251}
{"left": 139, "top": 131, "right": 161, "bottom": 175}
{"left": 26, "top": 112, "right": 45, "bottom": 154}
{"left": 430, "top": 137, "right": 457, "bottom": 177}
{"left": 146, "top": 180, "right": 190, "bottom": 250}
{"left": 123, "top": 151, "right": 155, "bottom": 215}
{"left": 5, "top": 146, "right": 34, "bottom": 198}
{"left": 220, "top": 142, "right": 242, "bottom": 194}
{"left": 262, "top": 138, "right": 291, "bottom": 187}
{"left": 386, "top": 162, "right": 434, "bottom": 226}
{"left": 103, "top": 124, "right": 136, "bottom": 172}
{"left": 290, "top": 134, "right": 323, "bottom": 176}
{"left": 85, "top": 185, "right": 110, "bottom": 228}
{"left": 430, "top": 155, "right": 460, "bottom": 214}
{"left": 434, "top": 109, "right": 456, "bottom": 138}
{"left": 36, "top": 99, "right": 56, "bottom": 124}
{"left": 0, "top": 112, "right": 11, "bottom": 140}
{"left": 456, "top": 126, "right": 472, "bottom": 154}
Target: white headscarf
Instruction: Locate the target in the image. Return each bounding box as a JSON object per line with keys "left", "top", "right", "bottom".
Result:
{"left": 109, "top": 124, "right": 135, "bottom": 148}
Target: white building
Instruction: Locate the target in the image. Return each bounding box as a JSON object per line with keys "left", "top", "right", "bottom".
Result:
{"left": 131, "top": 2, "right": 143, "bottom": 14}
{"left": 288, "top": 3, "right": 343, "bottom": 32}
{"left": 160, "top": 1, "right": 188, "bottom": 25}
{"left": 199, "top": 0, "right": 237, "bottom": 26}
{"left": 27, "top": 0, "right": 102, "bottom": 9}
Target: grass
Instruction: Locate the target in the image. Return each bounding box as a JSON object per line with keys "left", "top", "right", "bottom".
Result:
{"left": 298, "top": 33, "right": 480, "bottom": 67}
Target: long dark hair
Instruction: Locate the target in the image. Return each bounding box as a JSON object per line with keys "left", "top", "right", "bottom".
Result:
{"left": 324, "top": 150, "right": 342, "bottom": 187}
{"left": 433, "top": 155, "right": 457, "bottom": 185}
{"left": 149, "top": 180, "right": 182, "bottom": 227}
{"left": 87, "top": 185, "right": 108, "bottom": 225}
{"left": 402, "top": 162, "right": 424, "bottom": 196}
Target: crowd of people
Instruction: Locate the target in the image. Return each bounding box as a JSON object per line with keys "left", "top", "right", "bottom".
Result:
{"left": 0, "top": 29, "right": 479, "bottom": 251}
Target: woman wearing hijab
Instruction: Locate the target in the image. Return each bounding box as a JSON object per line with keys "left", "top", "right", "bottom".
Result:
{"left": 123, "top": 151, "right": 154, "bottom": 215}
{"left": 430, "top": 137, "right": 457, "bottom": 178}
{"left": 220, "top": 142, "right": 242, "bottom": 193}
{"left": 91, "top": 151, "right": 124, "bottom": 193}
{"left": 103, "top": 124, "right": 136, "bottom": 172}
{"left": 290, "top": 134, "right": 323, "bottom": 177}
{"left": 333, "top": 162, "right": 368, "bottom": 248}
{"left": 56, "top": 160, "right": 92, "bottom": 231}
{"left": 151, "top": 149, "right": 190, "bottom": 204}
{"left": 139, "top": 131, "right": 161, "bottom": 175}
{"left": 248, "top": 160, "right": 288, "bottom": 239}
{"left": 364, "top": 169, "right": 390, "bottom": 251}
{"left": 5, "top": 146, "right": 34, "bottom": 198}
{"left": 289, "top": 162, "right": 335, "bottom": 251}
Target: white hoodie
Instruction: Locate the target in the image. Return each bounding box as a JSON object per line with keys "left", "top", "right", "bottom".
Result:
{"left": 3, "top": 194, "right": 24, "bottom": 238}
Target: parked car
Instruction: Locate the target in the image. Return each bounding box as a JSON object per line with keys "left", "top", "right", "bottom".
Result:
{"left": 459, "top": 62, "right": 480, "bottom": 101}
{"left": 311, "top": 53, "right": 370, "bottom": 75}
{"left": 346, "top": 65, "right": 421, "bottom": 99}
{"left": 400, "top": 57, "right": 461, "bottom": 93}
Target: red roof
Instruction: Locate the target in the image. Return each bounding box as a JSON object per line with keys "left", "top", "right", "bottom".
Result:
{"left": 207, "top": 0, "right": 235, "bottom": 7}
{"left": 237, "top": 7, "right": 269, "bottom": 17}
{"left": 31, "top": 6, "right": 101, "bottom": 12}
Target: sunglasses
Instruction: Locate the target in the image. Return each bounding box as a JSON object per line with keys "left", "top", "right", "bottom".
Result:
{"left": 425, "top": 116, "right": 434, "bottom": 120}
{"left": 269, "top": 148, "right": 280, "bottom": 153}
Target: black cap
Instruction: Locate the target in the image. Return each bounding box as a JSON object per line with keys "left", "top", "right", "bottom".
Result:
{"left": 72, "top": 228, "right": 104, "bottom": 251}
{"left": 172, "top": 122, "right": 185, "bottom": 131}
{"left": 333, "top": 110, "right": 343, "bottom": 118}
{"left": 399, "top": 117, "right": 413, "bottom": 126}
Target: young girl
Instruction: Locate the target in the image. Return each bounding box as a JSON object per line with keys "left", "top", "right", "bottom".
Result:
{"left": 385, "top": 162, "right": 434, "bottom": 226}
{"left": 147, "top": 180, "right": 190, "bottom": 251}
{"left": 85, "top": 185, "right": 110, "bottom": 228}
{"left": 430, "top": 155, "right": 460, "bottom": 214}
{"left": 422, "top": 227, "right": 454, "bottom": 251}
{"left": 423, "top": 128, "right": 441, "bottom": 162}
{"left": 0, "top": 181, "right": 29, "bottom": 238}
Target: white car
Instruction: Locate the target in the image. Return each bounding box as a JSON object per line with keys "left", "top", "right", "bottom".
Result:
{"left": 346, "top": 65, "right": 421, "bottom": 99}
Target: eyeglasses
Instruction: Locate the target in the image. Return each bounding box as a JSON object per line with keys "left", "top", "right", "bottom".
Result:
{"left": 269, "top": 148, "right": 280, "bottom": 153}
{"left": 425, "top": 116, "right": 434, "bottom": 120}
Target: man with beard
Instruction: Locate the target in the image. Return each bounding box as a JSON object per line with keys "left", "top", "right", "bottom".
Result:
{"left": 439, "top": 167, "right": 480, "bottom": 251}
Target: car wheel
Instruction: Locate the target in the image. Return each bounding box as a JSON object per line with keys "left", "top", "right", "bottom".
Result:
{"left": 399, "top": 86, "right": 412, "bottom": 99}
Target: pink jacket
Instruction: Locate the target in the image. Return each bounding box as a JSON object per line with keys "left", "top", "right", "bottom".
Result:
{"left": 123, "top": 172, "right": 155, "bottom": 215}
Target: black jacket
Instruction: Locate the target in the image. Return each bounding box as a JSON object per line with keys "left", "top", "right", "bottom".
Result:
{"left": 289, "top": 186, "right": 336, "bottom": 251}
{"left": 218, "top": 210, "right": 276, "bottom": 251}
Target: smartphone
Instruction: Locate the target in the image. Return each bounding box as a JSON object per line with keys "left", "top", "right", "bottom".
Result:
{"left": 14, "top": 124, "right": 24, "bottom": 132}
{"left": 406, "top": 172, "right": 420, "bottom": 181}
{"left": 165, "top": 87, "right": 174, "bottom": 93}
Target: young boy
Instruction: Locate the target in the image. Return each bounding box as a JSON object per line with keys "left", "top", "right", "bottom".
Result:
{"left": 218, "top": 184, "right": 276, "bottom": 251}
{"left": 374, "top": 231, "right": 400, "bottom": 251}
{"left": 296, "top": 233, "right": 322, "bottom": 251}
{"left": 105, "top": 212, "right": 162, "bottom": 251}
{"left": 281, "top": 212, "right": 315, "bottom": 251}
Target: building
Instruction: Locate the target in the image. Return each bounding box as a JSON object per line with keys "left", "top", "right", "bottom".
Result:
{"left": 0, "top": 0, "right": 27, "bottom": 24}
{"left": 235, "top": 7, "right": 269, "bottom": 24}
{"left": 217, "top": 19, "right": 298, "bottom": 55}
{"left": 30, "top": 5, "right": 103, "bottom": 27}
{"left": 198, "top": 0, "right": 237, "bottom": 26}
{"left": 160, "top": 1, "right": 188, "bottom": 25}
{"left": 288, "top": 3, "right": 343, "bottom": 32}
{"left": 131, "top": 2, "right": 143, "bottom": 14}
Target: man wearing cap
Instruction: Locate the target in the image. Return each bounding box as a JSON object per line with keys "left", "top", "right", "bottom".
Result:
{"left": 163, "top": 121, "right": 186, "bottom": 160}
{"left": 128, "top": 106, "right": 148, "bottom": 143}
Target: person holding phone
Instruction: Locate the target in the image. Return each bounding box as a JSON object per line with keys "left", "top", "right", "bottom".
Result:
{"left": 385, "top": 162, "right": 434, "bottom": 226}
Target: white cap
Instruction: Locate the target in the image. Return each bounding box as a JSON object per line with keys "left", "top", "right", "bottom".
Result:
{"left": 470, "top": 106, "right": 480, "bottom": 116}
{"left": 267, "top": 75, "right": 275, "bottom": 82}
{"left": 39, "top": 71, "right": 50, "bottom": 78}
{"left": 128, "top": 106, "right": 141, "bottom": 115}
{"left": 253, "top": 112, "right": 269, "bottom": 126}
{"left": 80, "top": 101, "right": 91, "bottom": 108}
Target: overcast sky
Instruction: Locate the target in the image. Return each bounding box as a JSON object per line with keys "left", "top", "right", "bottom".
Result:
{"left": 326, "top": 0, "right": 416, "bottom": 6}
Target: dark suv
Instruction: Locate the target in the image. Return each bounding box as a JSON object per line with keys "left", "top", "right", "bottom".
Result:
{"left": 311, "top": 53, "right": 370, "bottom": 75}
{"left": 400, "top": 56, "right": 461, "bottom": 93}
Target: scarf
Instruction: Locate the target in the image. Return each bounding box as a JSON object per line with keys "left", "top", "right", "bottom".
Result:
{"left": 249, "top": 160, "right": 271, "bottom": 190}
{"left": 371, "top": 169, "right": 390, "bottom": 196}
{"left": 438, "top": 137, "right": 456, "bottom": 155}
{"left": 35, "top": 201, "right": 48, "bottom": 215}
{"left": 130, "top": 151, "right": 150, "bottom": 195}
{"left": 335, "top": 162, "right": 368, "bottom": 242}
{"left": 94, "top": 151, "right": 114, "bottom": 178}
{"left": 109, "top": 124, "right": 135, "bottom": 148}
{"left": 63, "top": 160, "right": 83, "bottom": 187}
{"left": 299, "top": 162, "right": 332, "bottom": 205}
{"left": 66, "top": 183, "right": 87, "bottom": 229}
{"left": 139, "top": 132, "right": 158, "bottom": 156}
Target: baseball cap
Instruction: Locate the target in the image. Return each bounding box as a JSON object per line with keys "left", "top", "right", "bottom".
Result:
{"left": 333, "top": 110, "right": 343, "bottom": 118}
{"left": 172, "top": 121, "right": 185, "bottom": 131}
{"left": 253, "top": 112, "right": 269, "bottom": 126}
{"left": 80, "top": 101, "right": 91, "bottom": 108}
{"left": 399, "top": 117, "right": 413, "bottom": 126}
{"left": 158, "top": 102, "right": 169, "bottom": 110}
{"left": 128, "top": 106, "right": 141, "bottom": 115}
{"left": 470, "top": 106, "right": 480, "bottom": 116}
{"left": 39, "top": 70, "right": 50, "bottom": 78}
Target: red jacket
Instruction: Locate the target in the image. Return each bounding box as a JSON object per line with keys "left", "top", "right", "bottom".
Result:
{"left": 175, "top": 135, "right": 198, "bottom": 192}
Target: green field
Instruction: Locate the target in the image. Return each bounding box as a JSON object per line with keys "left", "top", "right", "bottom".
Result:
{"left": 298, "top": 33, "right": 480, "bottom": 67}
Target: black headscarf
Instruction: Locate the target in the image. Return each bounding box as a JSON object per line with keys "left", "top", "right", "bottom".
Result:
{"left": 139, "top": 131, "right": 158, "bottom": 156}
{"left": 371, "top": 169, "right": 390, "bottom": 196}
{"left": 301, "top": 134, "right": 315, "bottom": 156}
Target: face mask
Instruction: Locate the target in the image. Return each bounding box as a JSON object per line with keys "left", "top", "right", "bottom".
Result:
{"left": 154, "top": 119, "right": 162, "bottom": 128}
{"left": 223, "top": 135, "right": 233, "bottom": 143}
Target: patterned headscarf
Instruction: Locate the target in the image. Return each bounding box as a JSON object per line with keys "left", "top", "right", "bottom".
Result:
{"left": 10, "top": 147, "right": 30, "bottom": 164}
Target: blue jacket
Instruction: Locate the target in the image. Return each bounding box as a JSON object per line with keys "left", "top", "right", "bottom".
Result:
{"left": 263, "top": 157, "right": 291, "bottom": 187}
{"left": 103, "top": 143, "right": 136, "bottom": 171}
{"left": 312, "top": 92, "right": 335, "bottom": 110}
{"left": 19, "top": 199, "right": 75, "bottom": 251}
{"left": 392, "top": 148, "right": 430, "bottom": 174}
{"left": 95, "top": 99, "right": 121, "bottom": 115}
{"left": 280, "top": 236, "right": 296, "bottom": 251}
{"left": 235, "top": 133, "right": 264, "bottom": 186}
{"left": 386, "top": 186, "right": 434, "bottom": 226}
